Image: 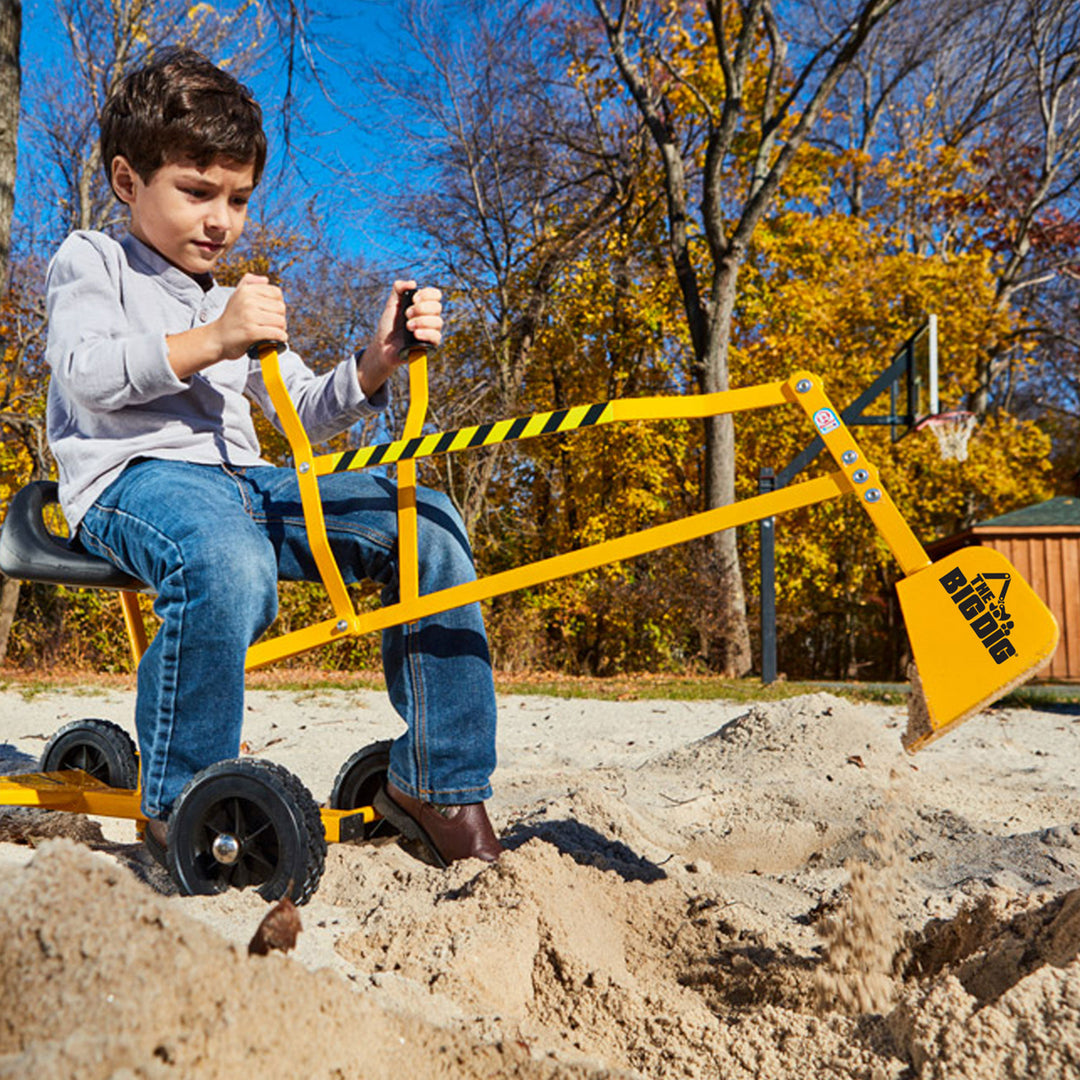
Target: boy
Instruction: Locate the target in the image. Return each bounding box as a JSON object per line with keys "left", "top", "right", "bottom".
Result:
{"left": 45, "top": 48, "right": 502, "bottom": 867}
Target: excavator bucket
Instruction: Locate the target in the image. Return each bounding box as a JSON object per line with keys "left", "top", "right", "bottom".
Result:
{"left": 897, "top": 546, "right": 1059, "bottom": 751}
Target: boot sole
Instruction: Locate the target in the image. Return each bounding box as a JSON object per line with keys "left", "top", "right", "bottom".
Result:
{"left": 372, "top": 784, "right": 449, "bottom": 869}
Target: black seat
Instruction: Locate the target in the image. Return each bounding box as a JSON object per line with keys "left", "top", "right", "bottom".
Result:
{"left": 0, "top": 481, "right": 146, "bottom": 590}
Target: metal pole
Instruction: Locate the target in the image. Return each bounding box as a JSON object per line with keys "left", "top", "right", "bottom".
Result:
{"left": 759, "top": 467, "right": 777, "bottom": 684}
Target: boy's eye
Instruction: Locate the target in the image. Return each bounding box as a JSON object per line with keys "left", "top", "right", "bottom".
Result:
{"left": 182, "top": 187, "right": 209, "bottom": 198}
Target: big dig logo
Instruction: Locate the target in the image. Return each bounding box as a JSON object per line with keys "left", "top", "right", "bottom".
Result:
{"left": 939, "top": 566, "right": 1017, "bottom": 665}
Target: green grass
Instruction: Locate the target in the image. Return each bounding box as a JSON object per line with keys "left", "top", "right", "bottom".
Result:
{"left": 248, "top": 669, "right": 914, "bottom": 706}
{"left": 0, "top": 679, "right": 115, "bottom": 702}
{"left": 998, "top": 684, "right": 1080, "bottom": 708}
{"left": 2, "top": 666, "right": 1075, "bottom": 709}
{"left": 488, "top": 673, "right": 907, "bottom": 705}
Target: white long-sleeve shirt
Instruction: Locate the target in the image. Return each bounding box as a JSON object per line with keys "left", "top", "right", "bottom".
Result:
{"left": 45, "top": 230, "right": 386, "bottom": 528}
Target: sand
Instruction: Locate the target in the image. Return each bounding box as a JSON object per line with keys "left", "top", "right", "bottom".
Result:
{"left": 1, "top": 683, "right": 1079, "bottom": 1078}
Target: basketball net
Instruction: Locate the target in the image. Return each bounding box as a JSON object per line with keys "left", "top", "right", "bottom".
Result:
{"left": 918, "top": 411, "right": 977, "bottom": 462}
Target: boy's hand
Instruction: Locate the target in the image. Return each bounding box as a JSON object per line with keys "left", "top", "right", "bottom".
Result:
{"left": 216, "top": 274, "right": 289, "bottom": 360}
{"left": 167, "top": 273, "right": 289, "bottom": 378}
{"left": 357, "top": 281, "right": 442, "bottom": 399}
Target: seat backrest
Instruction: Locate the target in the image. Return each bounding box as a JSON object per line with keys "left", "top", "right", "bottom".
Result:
{"left": 0, "top": 481, "right": 146, "bottom": 590}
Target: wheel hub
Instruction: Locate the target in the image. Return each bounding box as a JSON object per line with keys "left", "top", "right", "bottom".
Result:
{"left": 211, "top": 833, "right": 241, "bottom": 865}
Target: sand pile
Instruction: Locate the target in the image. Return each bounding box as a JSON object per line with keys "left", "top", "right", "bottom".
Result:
{"left": 0, "top": 840, "right": 617, "bottom": 1080}
{"left": 1, "top": 686, "right": 1079, "bottom": 1078}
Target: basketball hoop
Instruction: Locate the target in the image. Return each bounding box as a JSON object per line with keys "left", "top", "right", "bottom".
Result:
{"left": 915, "top": 411, "right": 977, "bottom": 462}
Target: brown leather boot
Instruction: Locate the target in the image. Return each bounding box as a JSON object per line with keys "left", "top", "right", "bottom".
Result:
{"left": 373, "top": 781, "right": 504, "bottom": 868}
{"left": 142, "top": 817, "right": 169, "bottom": 867}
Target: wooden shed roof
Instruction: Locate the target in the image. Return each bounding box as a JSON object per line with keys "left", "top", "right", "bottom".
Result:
{"left": 926, "top": 496, "right": 1080, "bottom": 557}
{"left": 977, "top": 496, "right": 1080, "bottom": 530}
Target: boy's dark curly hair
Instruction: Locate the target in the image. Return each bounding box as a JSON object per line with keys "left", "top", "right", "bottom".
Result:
{"left": 101, "top": 47, "right": 267, "bottom": 194}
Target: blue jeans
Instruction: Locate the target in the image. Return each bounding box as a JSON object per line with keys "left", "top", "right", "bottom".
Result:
{"left": 79, "top": 460, "right": 498, "bottom": 819}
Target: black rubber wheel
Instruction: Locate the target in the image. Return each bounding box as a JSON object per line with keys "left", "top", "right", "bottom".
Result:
{"left": 39, "top": 719, "right": 139, "bottom": 789}
{"left": 329, "top": 739, "right": 398, "bottom": 839}
{"left": 166, "top": 758, "right": 326, "bottom": 905}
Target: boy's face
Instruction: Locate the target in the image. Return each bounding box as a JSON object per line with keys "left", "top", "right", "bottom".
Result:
{"left": 111, "top": 155, "right": 255, "bottom": 276}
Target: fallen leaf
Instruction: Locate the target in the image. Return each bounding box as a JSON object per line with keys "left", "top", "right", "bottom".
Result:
{"left": 248, "top": 892, "right": 302, "bottom": 956}
{"left": 244, "top": 737, "right": 286, "bottom": 755}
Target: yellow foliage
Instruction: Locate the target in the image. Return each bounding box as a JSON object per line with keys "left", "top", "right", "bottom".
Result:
{"left": 3, "top": 4, "right": 1063, "bottom": 680}
{"left": 473, "top": 24, "right": 1057, "bottom": 677}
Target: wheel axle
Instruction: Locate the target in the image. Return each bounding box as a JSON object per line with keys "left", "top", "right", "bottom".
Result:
{"left": 211, "top": 833, "right": 241, "bottom": 865}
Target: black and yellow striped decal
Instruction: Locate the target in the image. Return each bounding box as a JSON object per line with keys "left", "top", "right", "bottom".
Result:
{"left": 330, "top": 401, "right": 615, "bottom": 473}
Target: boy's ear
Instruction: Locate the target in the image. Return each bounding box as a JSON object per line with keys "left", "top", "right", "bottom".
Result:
{"left": 110, "top": 156, "right": 139, "bottom": 205}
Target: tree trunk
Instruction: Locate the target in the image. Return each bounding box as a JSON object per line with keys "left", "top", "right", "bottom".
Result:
{"left": 0, "top": 577, "right": 19, "bottom": 667}
{"left": 701, "top": 256, "right": 752, "bottom": 674}
{"left": 0, "top": 0, "right": 20, "bottom": 292}
{"left": 0, "top": 0, "right": 21, "bottom": 667}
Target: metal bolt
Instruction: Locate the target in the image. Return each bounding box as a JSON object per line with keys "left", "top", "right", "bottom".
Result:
{"left": 795, "top": 379, "right": 812, "bottom": 394}
{"left": 852, "top": 469, "right": 870, "bottom": 484}
{"left": 841, "top": 450, "right": 858, "bottom": 466}
{"left": 335, "top": 619, "right": 349, "bottom": 633}
{"left": 864, "top": 488, "right": 883, "bottom": 503}
{"left": 211, "top": 833, "right": 241, "bottom": 865}
{"left": 298, "top": 462, "right": 310, "bottom": 474}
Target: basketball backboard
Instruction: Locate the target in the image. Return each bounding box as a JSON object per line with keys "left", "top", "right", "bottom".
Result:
{"left": 890, "top": 314, "right": 939, "bottom": 441}
{"left": 775, "top": 315, "right": 940, "bottom": 486}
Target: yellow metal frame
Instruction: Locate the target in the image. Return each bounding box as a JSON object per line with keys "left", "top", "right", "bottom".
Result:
{"left": 4, "top": 350, "right": 1054, "bottom": 830}
{"left": 108, "top": 357, "right": 933, "bottom": 671}
{"left": 173, "top": 355, "right": 932, "bottom": 673}
{"left": 0, "top": 766, "right": 375, "bottom": 841}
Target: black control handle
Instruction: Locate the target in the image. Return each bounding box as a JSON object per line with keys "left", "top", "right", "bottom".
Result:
{"left": 399, "top": 287, "right": 433, "bottom": 362}
{"left": 247, "top": 339, "right": 287, "bottom": 360}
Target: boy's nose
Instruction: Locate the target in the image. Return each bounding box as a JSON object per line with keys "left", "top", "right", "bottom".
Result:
{"left": 204, "top": 198, "right": 230, "bottom": 232}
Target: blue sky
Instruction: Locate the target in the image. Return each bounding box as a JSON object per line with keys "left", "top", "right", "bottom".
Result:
{"left": 16, "top": 0, "right": 430, "bottom": 270}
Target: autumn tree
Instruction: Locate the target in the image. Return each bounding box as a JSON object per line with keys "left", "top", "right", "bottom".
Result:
{"left": 823, "top": 0, "right": 1080, "bottom": 429}
{"left": 0, "top": 0, "right": 20, "bottom": 661}
{"left": 483, "top": 0, "right": 1063, "bottom": 679}
{"left": 480, "top": 172, "right": 700, "bottom": 673}
{"left": 733, "top": 195, "right": 1053, "bottom": 678}
{"left": 2, "top": 0, "right": 1073, "bottom": 677}
{"left": 967, "top": 0, "right": 1080, "bottom": 423}
{"left": 0, "top": 0, "right": 18, "bottom": 290}
{"left": 581, "top": 0, "right": 908, "bottom": 675}
{"left": 365, "top": 0, "right": 646, "bottom": 541}
{"left": 1015, "top": 274, "right": 1080, "bottom": 487}
{"left": 0, "top": 281, "right": 44, "bottom": 666}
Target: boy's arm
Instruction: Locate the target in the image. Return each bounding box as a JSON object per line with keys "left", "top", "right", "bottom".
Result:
{"left": 46, "top": 233, "right": 189, "bottom": 410}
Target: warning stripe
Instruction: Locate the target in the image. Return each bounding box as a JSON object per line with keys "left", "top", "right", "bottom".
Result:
{"left": 331, "top": 401, "right": 613, "bottom": 474}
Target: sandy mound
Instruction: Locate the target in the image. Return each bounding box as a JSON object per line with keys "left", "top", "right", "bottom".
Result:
{"left": 1, "top": 687, "right": 1079, "bottom": 1077}
{"left": 0, "top": 840, "right": 618, "bottom": 1080}
{"left": 888, "top": 962, "right": 1080, "bottom": 1080}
